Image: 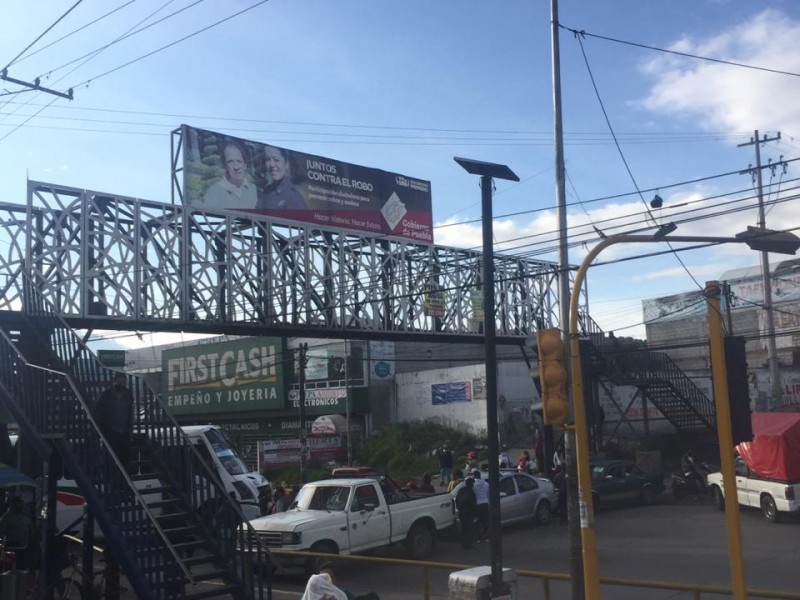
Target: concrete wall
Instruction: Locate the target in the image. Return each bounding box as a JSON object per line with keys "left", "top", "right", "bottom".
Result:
{"left": 394, "top": 361, "right": 537, "bottom": 438}
{"left": 396, "top": 364, "right": 487, "bottom": 434}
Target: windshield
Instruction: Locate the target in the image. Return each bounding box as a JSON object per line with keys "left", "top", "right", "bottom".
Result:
{"left": 293, "top": 485, "right": 351, "bottom": 511}
{"left": 205, "top": 428, "right": 249, "bottom": 476}
{"left": 590, "top": 465, "right": 606, "bottom": 480}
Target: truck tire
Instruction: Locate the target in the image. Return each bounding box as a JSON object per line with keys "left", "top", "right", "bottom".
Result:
{"left": 305, "top": 541, "right": 338, "bottom": 577}
{"left": 405, "top": 523, "right": 434, "bottom": 559}
{"left": 761, "top": 494, "right": 779, "bottom": 523}
{"left": 712, "top": 486, "right": 724, "bottom": 511}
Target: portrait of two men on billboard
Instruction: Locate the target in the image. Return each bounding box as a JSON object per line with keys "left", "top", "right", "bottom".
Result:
{"left": 182, "top": 125, "right": 433, "bottom": 243}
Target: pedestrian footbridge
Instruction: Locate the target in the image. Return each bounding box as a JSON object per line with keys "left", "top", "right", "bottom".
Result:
{"left": 0, "top": 180, "right": 716, "bottom": 599}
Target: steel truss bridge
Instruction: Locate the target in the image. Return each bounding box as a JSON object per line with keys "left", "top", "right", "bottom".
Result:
{"left": 0, "top": 180, "right": 585, "bottom": 342}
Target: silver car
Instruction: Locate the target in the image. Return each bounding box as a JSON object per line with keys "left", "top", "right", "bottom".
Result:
{"left": 451, "top": 471, "right": 556, "bottom": 526}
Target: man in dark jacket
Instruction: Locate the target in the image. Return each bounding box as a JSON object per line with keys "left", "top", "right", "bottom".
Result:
{"left": 455, "top": 477, "right": 477, "bottom": 549}
{"left": 93, "top": 372, "right": 134, "bottom": 468}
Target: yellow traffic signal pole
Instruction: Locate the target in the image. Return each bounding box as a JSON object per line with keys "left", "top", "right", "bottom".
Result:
{"left": 567, "top": 239, "right": 607, "bottom": 600}
{"left": 705, "top": 281, "right": 748, "bottom": 600}
{"left": 564, "top": 231, "right": 799, "bottom": 599}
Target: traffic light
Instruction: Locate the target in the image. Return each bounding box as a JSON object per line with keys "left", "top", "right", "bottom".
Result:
{"left": 536, "top": 328, "right": 568, "bottom": 425}
{"left": 725, "top": 336, "right": 753, "bottom": 444}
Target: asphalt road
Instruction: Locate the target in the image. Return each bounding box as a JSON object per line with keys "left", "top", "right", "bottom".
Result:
{"left": 267, "top": 496, "right": 800, "bottom": 599}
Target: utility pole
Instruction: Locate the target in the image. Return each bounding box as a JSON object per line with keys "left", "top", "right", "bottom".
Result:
{"left": 550, "top": 0, "right": 585, "bottom": 597}
{"left": 738, "top": 130, "right": 783, "bottom": 411}
{"left": 345, "top": 346, "right": 352, "bottom": 467}
{"left": 298, "top": 342, "right": 309, "bottom": 483}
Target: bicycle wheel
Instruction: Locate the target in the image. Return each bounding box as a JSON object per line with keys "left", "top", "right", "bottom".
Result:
{"left": 46, "top": 576, "right": 84, "bottom": 600}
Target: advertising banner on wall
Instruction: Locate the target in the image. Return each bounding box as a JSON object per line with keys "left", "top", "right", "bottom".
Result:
{"left": 432, "top": 381, "right": 472, "bottom": 405}
{"left": 258, "top": 437, "right": 343, "bottom": 468}
{"left": 181, "top": 125, "right": 434, "bottom": 243}
{"left": 162, "top": 337, "right": 284, "bottom": 415}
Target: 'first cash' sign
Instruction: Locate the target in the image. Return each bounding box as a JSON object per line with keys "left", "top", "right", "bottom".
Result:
{"left": 162, "top": 338, "right": 284, "bottom": 415}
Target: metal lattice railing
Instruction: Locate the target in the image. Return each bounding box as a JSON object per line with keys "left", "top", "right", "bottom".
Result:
{"left": 2, "top": 273, "right": 272, "bottom": 599}
{"left": 0, "top": 181, "right": 585, "bottom": 341}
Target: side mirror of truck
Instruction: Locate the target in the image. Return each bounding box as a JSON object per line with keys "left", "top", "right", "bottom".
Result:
{"left": 363, "top": 503, "right": 376, "bottom": 512}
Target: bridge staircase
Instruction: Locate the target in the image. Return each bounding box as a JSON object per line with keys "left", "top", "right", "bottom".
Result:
{"left": 577, "top": 312, "right": 716, "bottom": 434}
{"left": 0, "top": 280, "right": 271, "bottom": 599}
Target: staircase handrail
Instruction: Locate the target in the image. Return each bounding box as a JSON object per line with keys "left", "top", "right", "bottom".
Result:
{"left": 579, "top": 329, "right": 715, "bottom": 431}
{"left": 576, "top": 308, "right": 606, "bottom": 339}
{"left": 21, "top": 272, "right": 273, "bottom": 591}
{"left": 0, "top": 326, "right": 195, "bottom": 583}
{"left": 646, "top": 351, "right": 715, "bottom": 423}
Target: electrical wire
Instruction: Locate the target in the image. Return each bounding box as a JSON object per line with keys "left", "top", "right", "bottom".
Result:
{"left": 573, "top": 29, "right": 704, "bottom": 294}
{"left": 37, "top": 0, "right": 198, "bottom": 81}
{"left": 559, "top": 24, "right": 800, "bottom": 79}
{"left": 0, "top": 1, "right": 268, "bottom": 142}
{"left": 11, "top": 1, "right": 138, "bottom": 66}
{"left": 2, "top": 0, "right": 86, "bottom": 71}
{"left": 72, "top": 1, "right": 269, "bottom": 89}
{"left": 0, "top": 0, "right": 183, "bottom": 125}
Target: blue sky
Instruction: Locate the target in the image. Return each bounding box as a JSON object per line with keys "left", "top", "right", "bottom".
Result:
{"left": 2, "top": 0, "right": 800, "bottom": 347}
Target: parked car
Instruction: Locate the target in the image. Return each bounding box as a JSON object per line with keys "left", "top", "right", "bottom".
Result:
{"left": 590, "top": 459, "right": 665, "bottom": 508}
{"left": 450, "top": 471, "right": 556, "bottom": 526}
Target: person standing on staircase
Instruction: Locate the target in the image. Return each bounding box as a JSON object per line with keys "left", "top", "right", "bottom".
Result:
{"left": 93, "top": 372, "right": 134, "bottom": 469}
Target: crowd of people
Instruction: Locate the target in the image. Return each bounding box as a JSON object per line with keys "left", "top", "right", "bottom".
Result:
{"left": 437, "top": 444, "right": 570, "bottom": 548}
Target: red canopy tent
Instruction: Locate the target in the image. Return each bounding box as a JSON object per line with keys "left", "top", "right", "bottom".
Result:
{"left": 736, "top": 412, "right": 800, "bottom": 482}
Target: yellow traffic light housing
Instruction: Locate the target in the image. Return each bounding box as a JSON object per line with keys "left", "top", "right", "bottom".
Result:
{"left": 536, "top": 328, "right": 568, "bottom": 425}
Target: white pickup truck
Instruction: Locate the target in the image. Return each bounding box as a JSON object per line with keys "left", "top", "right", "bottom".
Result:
{"left": 708, "top": 456, "right": 800, "bottom": 523}
{"left": 248, "top": 477, "right": 455, "bottom": 572}
{"left": 707, "top": 412, "right": 800, "bottom": 523}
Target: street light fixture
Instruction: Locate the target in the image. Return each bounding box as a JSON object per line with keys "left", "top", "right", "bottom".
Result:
{"left": 455, "top": 156, "right": 519, "bottom": 598}
{"left": 568, "top": 227, "right": 799, "bottom": 600}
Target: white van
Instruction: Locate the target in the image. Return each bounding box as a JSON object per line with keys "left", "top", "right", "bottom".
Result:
{"left": 173, "top": 425, "right": 269, "bottom": 520}
{"left": 12, "top": 425, "right": 269, "bottom": 532}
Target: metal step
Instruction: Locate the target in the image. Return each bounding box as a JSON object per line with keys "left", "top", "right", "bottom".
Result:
{"left": 184, "top": 584, "right": 241, "bottom": 599}
{"left": 192, "top": 570, "right": 230, "bottom": 583}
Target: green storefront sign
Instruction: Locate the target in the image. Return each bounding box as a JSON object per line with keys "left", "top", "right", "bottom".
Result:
{"left": 162, "top": 337, "right": 284, "bottom": 415}
{"left": 98, "top": 349, "right": 126, "bottom": 367}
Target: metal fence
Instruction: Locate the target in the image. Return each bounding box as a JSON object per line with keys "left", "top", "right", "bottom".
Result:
{"left": 273, "top": 549, "right": 800, "bottom": 600}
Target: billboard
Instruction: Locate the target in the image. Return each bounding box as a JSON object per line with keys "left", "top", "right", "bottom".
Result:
{"left": 162, "top": 337, "right": 284, "bottom": 415}
{"left": 181, "top": 124, "right": 434, "bottom": 243}
{"left": 432, "top": 381, "right": 472, "bottom": 405}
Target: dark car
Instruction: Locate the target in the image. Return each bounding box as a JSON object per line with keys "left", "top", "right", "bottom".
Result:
{"left": 590, "top": 459, "right": 664, "bottom": 508}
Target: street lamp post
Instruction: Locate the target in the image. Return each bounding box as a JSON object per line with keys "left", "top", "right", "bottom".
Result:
{"left": 567, "top": 229, "right": 799, "bottom": 600}
{"left": 455, "top": 156, "right": 519, "bottom": 598}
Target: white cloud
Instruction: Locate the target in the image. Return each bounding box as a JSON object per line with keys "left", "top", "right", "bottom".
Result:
{"left": 633, "top": 262, "right": 729, "bottom": 282}
{"left": 639, "top": 9, "right": 800, "bottom": 133}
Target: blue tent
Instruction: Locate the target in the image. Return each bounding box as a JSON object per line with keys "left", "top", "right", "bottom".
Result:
{"left": 0, "top": 464, "right": 34, "bottom": 488}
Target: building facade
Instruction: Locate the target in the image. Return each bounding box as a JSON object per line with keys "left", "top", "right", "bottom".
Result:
{"left": 643, "top": 258, "right": 800, "bottom": 412}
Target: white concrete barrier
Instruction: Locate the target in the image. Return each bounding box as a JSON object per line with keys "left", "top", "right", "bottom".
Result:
{"left": 448, "top": 566, "right": 517, "bottom": 600}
